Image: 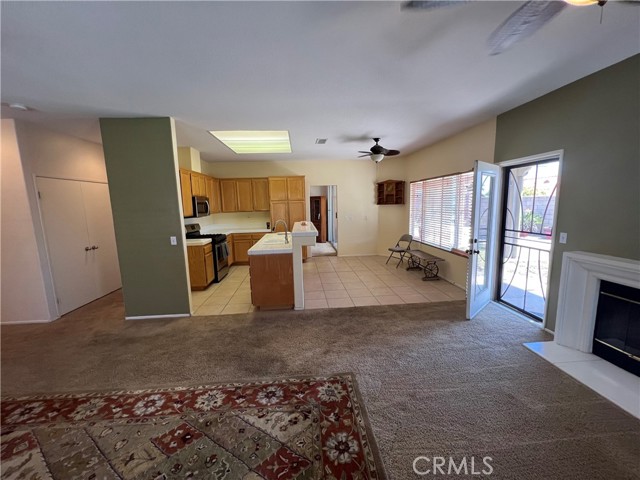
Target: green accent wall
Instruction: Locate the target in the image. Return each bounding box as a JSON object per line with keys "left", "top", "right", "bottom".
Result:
{"left": 100, "top": 118, "right": 190, "bottom": 318}
{"left": 495, "top": 54, "right": 640, "bottom": 332}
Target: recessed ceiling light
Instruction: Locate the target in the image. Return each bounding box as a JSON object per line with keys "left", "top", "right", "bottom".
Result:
{"left": 208, "top": 130, "right": 291, "bottom": 154}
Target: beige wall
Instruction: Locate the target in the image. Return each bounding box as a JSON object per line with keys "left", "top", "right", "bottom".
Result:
{"left": 202, "top": 159, "right": 380, "bottom": 256}
{"left": 1, "top": 120, "right": 109, "bottom": 323}
{"left": 1, "top": 120, "right": 51, "bottom": 323}
{"left": 379, "top": 119, "right": 497, "bottom": 288}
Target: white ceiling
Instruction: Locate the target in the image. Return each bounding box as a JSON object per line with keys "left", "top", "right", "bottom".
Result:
{"left": 2, "top": 1, "right": 639, "bottom": 162}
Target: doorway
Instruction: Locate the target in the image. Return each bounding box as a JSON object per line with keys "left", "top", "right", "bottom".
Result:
{"left": 310, "top": 185, "right": 337, "bottom": 256}
{"left": 498, "top": 158, "right": 560, "bottom": 321}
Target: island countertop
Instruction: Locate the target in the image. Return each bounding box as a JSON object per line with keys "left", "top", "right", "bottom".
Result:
{"left": 247, "top": 232, "right": 293, "bottom": 256}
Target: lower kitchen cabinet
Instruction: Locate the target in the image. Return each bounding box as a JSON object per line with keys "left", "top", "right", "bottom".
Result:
{"left": 227, "top": 234, "right": 234, "bottom": 266}
{"left": 249, "top": 253, "right": 294, "bottom": 310}
{"left": 187, "top": 243, "right": 214, "bottom": 290}
{"left": 233, "top": 234, "right": 254, "bottom": 264}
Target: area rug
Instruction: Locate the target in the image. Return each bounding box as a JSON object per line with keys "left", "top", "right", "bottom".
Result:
{"left": 1, "top": 373, "right": 386, "bottom": 479}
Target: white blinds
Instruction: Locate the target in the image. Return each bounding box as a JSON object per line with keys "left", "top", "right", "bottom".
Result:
{"left": 409, "top": 172, "right": 473, "bottom": 251}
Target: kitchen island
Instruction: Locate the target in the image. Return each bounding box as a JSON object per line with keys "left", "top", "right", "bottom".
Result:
{"left": 248, "top": 222, "right": 317, "bottom": 310}
{"left": 248, "top": 233, "right": 294, "bottom": 310}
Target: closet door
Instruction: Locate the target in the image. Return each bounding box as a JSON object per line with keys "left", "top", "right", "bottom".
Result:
{"left": 81, "top": 182, "right": 122, "bottom": 296}
{"left": 37, "top": 177, "right": 98, "bottom": 315}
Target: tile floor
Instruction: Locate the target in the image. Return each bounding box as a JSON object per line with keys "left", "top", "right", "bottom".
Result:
{"left": 191, "top": 255, "right": 466, "bottom": 315}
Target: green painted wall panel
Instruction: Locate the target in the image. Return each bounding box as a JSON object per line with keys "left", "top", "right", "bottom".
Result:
{"left": 100, "top": 117, "right": 190, "bottom": 318}
{"left": 495, "top": 54, "right": 640, "bottom": 332}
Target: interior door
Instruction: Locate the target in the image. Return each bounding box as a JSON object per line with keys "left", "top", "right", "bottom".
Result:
{"left": 81, "top": 182, "right": 122, "bottom": 296}
{"left": 37, "top": 177, "right": 98, "bottom": 315}
{"left": 466, "top": 161, "right": 501, "bottom": 319}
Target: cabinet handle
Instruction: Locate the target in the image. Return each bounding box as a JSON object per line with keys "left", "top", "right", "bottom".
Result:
{"left": 85, "top": 246, "right": 91, "bottom": 251}
{"left": 91, "top": 245, "right": 99, "bottom": 250}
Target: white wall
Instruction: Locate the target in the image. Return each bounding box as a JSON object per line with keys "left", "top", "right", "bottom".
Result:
{"left": 1, "top": 120, "right": 51, "bottom": 323}
{"left": 1, "top": 120, "right": 108, "bottom": 323}
{"left": 202, "top": 159, "right": 379, "bottom": 256}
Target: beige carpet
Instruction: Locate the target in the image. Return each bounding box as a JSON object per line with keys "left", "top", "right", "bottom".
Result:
{"left": 2, "top": 292, "right": 639, "bottom": 479}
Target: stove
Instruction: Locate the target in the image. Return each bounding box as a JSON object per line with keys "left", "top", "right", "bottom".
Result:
{"left": 185, "top": 224, "right": 229, "bottom": 282}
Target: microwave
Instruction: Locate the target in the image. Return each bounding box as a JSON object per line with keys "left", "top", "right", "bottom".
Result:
{"left": 192, "top": 196, "right": 210, "bottom": 217}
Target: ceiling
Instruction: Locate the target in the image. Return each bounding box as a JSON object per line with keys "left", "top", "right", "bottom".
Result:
{"left": 2, "top": 1, "right": 639, "bottom": 162}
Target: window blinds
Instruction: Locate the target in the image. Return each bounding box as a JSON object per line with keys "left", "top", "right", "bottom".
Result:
{"left": 409, "top": 172, "right": 473, "bottom": 252}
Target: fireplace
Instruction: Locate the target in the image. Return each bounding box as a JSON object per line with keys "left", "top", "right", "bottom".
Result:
{"left": 555, "top": 252, "right": 640, "bottom": 353}
{"left": 592, "top": 280, "right": 640, "bottom": 376}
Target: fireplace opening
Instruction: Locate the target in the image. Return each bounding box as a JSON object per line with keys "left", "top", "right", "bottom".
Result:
{"left": 592, "top": 280, "right": 640, "bottom": 376}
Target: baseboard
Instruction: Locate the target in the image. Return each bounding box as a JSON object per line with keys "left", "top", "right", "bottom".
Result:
{"left": 125, "top": 313, "right": 190, "bottom": 320}
{"left": 1, "top": 318, "right": 55, "bottom": 325}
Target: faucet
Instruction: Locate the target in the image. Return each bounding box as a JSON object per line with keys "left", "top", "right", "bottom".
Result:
{"left": 273, "top": 219, "right": 289, "bottom": 244}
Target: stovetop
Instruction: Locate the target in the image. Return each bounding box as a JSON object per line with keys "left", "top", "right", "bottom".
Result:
{"left": 185, "top": 224, "right": 227, "bottom": 244}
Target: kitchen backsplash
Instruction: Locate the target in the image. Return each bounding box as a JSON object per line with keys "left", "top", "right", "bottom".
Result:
{"left": 184, "top": 211, "right": 271, "bottom": 230}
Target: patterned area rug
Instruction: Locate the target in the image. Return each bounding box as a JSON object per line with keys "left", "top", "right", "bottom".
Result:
{"left": 1, "top": 374, "right": 386, "bottom": 479}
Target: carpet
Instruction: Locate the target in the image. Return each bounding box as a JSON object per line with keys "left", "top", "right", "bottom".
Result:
{"left": 1, "top": 373, "right": 386, "bottom": 479}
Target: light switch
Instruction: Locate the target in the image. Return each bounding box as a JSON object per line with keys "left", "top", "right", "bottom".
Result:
{"left": 559, "top": 232, "right": 567, "bottom": 244}
{"left": 170, "top": 236, "right": 177, "bottom": 246}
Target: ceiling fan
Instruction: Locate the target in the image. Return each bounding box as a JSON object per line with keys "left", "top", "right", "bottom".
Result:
{"left": 403, "top": 0, "right": 633, "bottom": 55}
{"left": 358, "top": 138, "right": 401, "bottom": 163}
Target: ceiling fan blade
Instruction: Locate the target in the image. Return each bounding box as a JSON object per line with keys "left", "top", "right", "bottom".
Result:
{"left": 385, "top": 150, "right": 401, "bottom": 156}
{"left": 358, "top": 154, "right": 371, "bottom": 158}
{"left": 402, "top": 0, "right": 471, "bottom": 10}
{"left": 487, "top": 1, "right": 567, "bottom": 56}
{"left": 358, "top": 151, "right": 371, "bottom": 154}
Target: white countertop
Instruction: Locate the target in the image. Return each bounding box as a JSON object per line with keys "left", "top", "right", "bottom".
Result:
{"left": 247, "top": 233, "right": 293, "bottom": 256}
{"left": 186, "top": 238, "right": 212, "bottom": 246}
{"left": 292, "top": 221, "right": 318, "bottom": 237}
{"left": 199, "top": 226, "right": 271, "bottom": 235}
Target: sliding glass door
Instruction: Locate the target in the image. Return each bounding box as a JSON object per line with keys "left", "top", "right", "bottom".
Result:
{"left": 498, "top": 159, "right": 559, "bottom": 321}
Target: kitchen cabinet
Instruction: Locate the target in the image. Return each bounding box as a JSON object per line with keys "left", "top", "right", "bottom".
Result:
{"left": 220, "top": 179, "right": 238, "bottom": 212}
{"left": 270, "top": 201, "right": 289, "bottom": 232}
{"left": 227, "top": 234, "right": 234, "bottom": 266}
{"left": 206, "top": 177, "right": 221, "bottom": 214}
{"left": 191, "top": 173, "right": 207, "bottom": 197}
{"left": 268, "top": 177, "right": 288, "bottom": 201}
{"left": 180, "top": 169, "right": 194, "bottom": 217}
{"left": 287, "top": 176, "right": 305, "bottom": 201}
{"left": 236, "top": 179, "right": 254, "bottom": 212}
{"left": 252, "top": 233, "right": 266, "bottom": 245}
{"left": 187, "top": 243, "right": 214, "bottom": 290}
{"left": 252, "top": 178, "right": 270, "bottom": 211}
{"left": 232, "top": 233, "right": 254, "bottom": 264}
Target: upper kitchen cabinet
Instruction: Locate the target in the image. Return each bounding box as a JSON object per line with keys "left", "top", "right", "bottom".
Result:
{"left": 252, "top": 178, "right": 270, "bottom": 211}
{"left": 220, "top": 179, "right": 238, "bottom": 212}
{"left": 287, "top": 176, "right": 305, "bottom": 201}
{"left": 268, "top": 177, "right": 288, "bottom": 201}
{"left": 180, "top": 169, "right": 194, "bottom": 217}
{"left": 191, "top": 172, "right": 207, "bottom": 197}
{"left": 206, "top": 177, "right": 221, "bottom": 214}
{"left": 236, "top": 179, "right": 254, "bottom": 212}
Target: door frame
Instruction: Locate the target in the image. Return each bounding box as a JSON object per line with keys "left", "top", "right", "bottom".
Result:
{"left": 496, "top": 150, "right": 564, "bottom": 330}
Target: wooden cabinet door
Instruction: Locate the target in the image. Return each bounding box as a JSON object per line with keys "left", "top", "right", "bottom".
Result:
{"left": 233, "top": 238, "right": 253, "bottom": 263}
{"left": 287, "top": 176, "right": 305, "bottom": 200}
{"left": 236, "top": 179, "right": 254, "bottom": 212}
{"left": 191, "top": 173, "right": 204, "bottom": 197}
{"left": 252, "top": 178, "right": 270, "bottom": 211}
{"left": 288, "top": 200, "right": 306, "bottom": 225}
{"left": 251, "top": 233, "right": 266, "bottom": 245}
{"left": 268, "top": 177, "right": 288, "bottom": 201}
{"left": 206, "top": 177, "right": 221, "bottom": 213}
{"left": 180, "top": 170, "right": 193, "bottom": 217}
{"left": 204, "top": 246, "right": 214, "bottom": 284}
{"left": 227, "top": 234, "right": 234, "bottom": 265}
{"left": 220, "top": 179, "right": 238, "bottom": 212}
{"left": 270, "top": 201, "right": 289, "bottom": 231}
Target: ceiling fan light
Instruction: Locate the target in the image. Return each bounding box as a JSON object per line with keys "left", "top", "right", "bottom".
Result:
{"left": 371, "top": 154, "right": 385, "bottom": 163}
{"left": 563, "top": 0, "right": 598, "bottom": 5}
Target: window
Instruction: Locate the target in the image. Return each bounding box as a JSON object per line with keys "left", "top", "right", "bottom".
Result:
{"left": 409, "top": 172, "right": 473, "bottom": 252}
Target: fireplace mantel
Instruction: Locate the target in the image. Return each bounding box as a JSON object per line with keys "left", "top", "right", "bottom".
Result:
{"left": 555, "top": 252, "right": 640, "bottom": 352}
